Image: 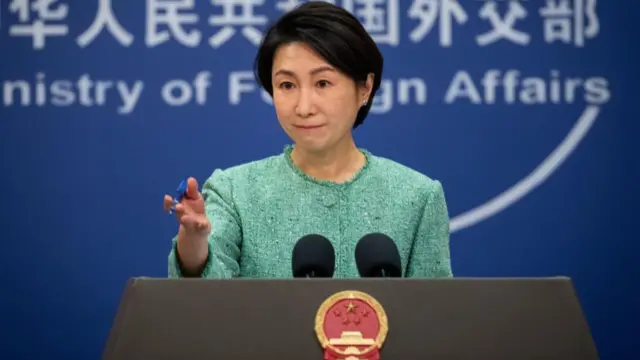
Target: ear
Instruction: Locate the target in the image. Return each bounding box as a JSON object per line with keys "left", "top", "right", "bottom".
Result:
{"left": 359, "top": 73, "right": 375, "bottom": 106}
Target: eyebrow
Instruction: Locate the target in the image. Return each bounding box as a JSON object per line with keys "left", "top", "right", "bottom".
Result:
{"left": 274, "top": 66, "right": 336, "bottom": 77}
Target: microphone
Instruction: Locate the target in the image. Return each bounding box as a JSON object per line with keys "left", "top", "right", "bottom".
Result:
{"left": 291, "top": 234, "right": 335, "bottom": 278}
{"left": 355, "top": 233, "right": 402, "bottom": 278}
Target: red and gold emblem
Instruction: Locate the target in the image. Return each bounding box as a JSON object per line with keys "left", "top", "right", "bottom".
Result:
{"left": 314, "top": 290, "right": 388, "bottom": 360}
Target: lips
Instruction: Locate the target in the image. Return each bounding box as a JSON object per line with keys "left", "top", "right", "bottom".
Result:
{"left": 294, "top": 124, "right": 324, "bottom": 129}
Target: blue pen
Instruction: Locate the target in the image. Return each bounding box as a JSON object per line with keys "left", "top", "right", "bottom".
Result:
{"left": 169, "top": 178, "right": 189, "bottom": 215}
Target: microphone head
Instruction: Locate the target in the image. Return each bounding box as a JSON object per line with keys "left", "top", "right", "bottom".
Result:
{"left": 291, "top": 234, "right": 335, "bottom": 278}
{"left": 355, "top": 233, "right": 402, "bottom": 277}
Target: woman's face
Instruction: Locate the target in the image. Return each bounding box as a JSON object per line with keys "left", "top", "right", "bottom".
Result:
{"left": 271, "top": 42, "right": 372, "bottom": 153}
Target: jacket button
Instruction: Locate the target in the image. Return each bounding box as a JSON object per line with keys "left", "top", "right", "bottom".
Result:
{"left": 322, "top": 194, "right": 337, "bottom": 207}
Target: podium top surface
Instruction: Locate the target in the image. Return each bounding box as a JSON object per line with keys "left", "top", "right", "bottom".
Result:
{"left": 103, "top": 277, "right": 598, "bottom": 360}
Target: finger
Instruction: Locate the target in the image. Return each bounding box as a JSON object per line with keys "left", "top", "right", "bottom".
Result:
{"left": 180, "top": 215, "right": 195, "bottom": 229}
{"left": 183, "top": 216, "right": 210, "bottom": 233}
{"left": 163, "top": 195, "right": 174, "bottom": 212}
{"left": 186, "top": 177, "right": 201, "bottom": 200}
{"left": 173, "top": 203, "right": 186, "bottom": 218}
{"left": 195, "top": 218, "right": 210, "bottom": 232}
{"left": 180, "top": 214, "right": 204, "bottom": 231}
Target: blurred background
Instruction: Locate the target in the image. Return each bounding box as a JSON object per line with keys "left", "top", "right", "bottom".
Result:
{"left": 1, "top": 0, "right": 637, "bottom": 359}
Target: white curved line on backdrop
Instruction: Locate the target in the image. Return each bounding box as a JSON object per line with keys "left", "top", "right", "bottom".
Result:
{"left": 449, "top": 105, "right": 601, "bottom": 233}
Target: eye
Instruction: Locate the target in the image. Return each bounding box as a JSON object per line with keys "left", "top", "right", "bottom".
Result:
{"left": 278, "top": 81, "right": 295, "bottom": 90}
{"left": 316, "top": 80, "right": 331, "bottom": 88}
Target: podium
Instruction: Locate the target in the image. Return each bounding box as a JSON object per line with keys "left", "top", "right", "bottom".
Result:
{"left": 102, "top": 277, "right": 599, "bottom": 359}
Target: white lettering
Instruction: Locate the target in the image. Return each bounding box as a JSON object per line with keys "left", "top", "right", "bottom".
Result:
{"left": 3, "top": 80, "right": 30, "bottom": 106}
{"left": 35, "top": 72, "right": 47, "bottom": 106}
{"left": 162, "top": 80, "right": 191, "bottom": 105}
{"left": 476, "top": 1, "right": 530, "bottom": 46}
{"left": 539, "top": 0, "right": 600, "bottom": 47}
{"left": 77, "top": 0, "right": 134, "bottom": 47}
{"left": 50, "top": 80, "right": 75, "bottom": 106}
{"left": 146, "top": 0, "right": 201, "bottom": 47}
{"left": 446, "top": 69, "right": 611, "bottom": 105}
{"left": 208, "top": 0, "right": 268, "bottom": 48}
{"left": 161, "top": 71, "right": 211, "bottom": 106}
{"left": 2, "top": 73, "right": 144, "bottom": 113}
{"left": 117, "top": 82, "right": 144, "bottom": 114}
{"left": 342, "top": 0, "right": 400, "bottom": 46}
{"left": 445, "top": 71, "right": 482, "bottom": 104}
{"left": 228, "top": 71, "right": 257, "bottom": 104}
{"left": 480, "top": 70, "right": 500, "bottom": 104}
{"left": 408, "top": 0, "right": 468, "bottom": 47}
{"left": 193, "top": 71, "right": 212, "bottom": 105}
{"left": 8, "top": 0, "right": 69, "bottom": 50}
{"left": 371, "top": 80, "right": 393, "bottom": 114}
{"left": 583, "top": 77, "right": 610, "bottom": 104}
{"left": 370, "top": 77, "right": 429, "bottom": 114}
{"left": 398, "top": 78, "right": 428, "bottom": 105}
{"left": 77, "top": 75, "right": 94, "bottom": 106}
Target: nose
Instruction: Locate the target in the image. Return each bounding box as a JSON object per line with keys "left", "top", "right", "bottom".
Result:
{"left": 295, "top": 88, "right": 316, "bottom": 118}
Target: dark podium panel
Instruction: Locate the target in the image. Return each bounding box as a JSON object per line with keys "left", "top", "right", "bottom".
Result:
{"left": 102, "top": 277, "right": 598, "bottom": 360}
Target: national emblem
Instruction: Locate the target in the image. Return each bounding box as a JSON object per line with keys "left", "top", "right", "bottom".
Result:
{"left": 314, "top": 290, "right": 388, "bottom": 360}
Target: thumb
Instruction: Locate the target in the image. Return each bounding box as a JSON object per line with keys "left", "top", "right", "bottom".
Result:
{"left": 186, "top": 177, "right": 201, "bottom": 200}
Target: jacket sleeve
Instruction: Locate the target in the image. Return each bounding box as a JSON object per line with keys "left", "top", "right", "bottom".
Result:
{"left": 405, "top": 180, "right": 453, "bottom": 278}
{"left": 168, "top": 169, "right": 242, "bottom": 278}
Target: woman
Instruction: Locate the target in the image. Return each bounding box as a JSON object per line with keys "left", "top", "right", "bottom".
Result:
{"left": 163, "top": 1, "right": 453, "bottom": 279}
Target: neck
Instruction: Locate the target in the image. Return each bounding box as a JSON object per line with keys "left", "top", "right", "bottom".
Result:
{"left": 291, "top": 136, "right": 365, "bottom": 183}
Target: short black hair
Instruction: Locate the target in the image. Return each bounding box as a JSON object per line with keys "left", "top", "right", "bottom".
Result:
{"left": 253, "top": 1, "right": 383, "bottom": 129}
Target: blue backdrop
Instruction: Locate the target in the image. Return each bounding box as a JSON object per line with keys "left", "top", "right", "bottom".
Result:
{"left": 1, "top": 0, "right": 637, "bottom": 359}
